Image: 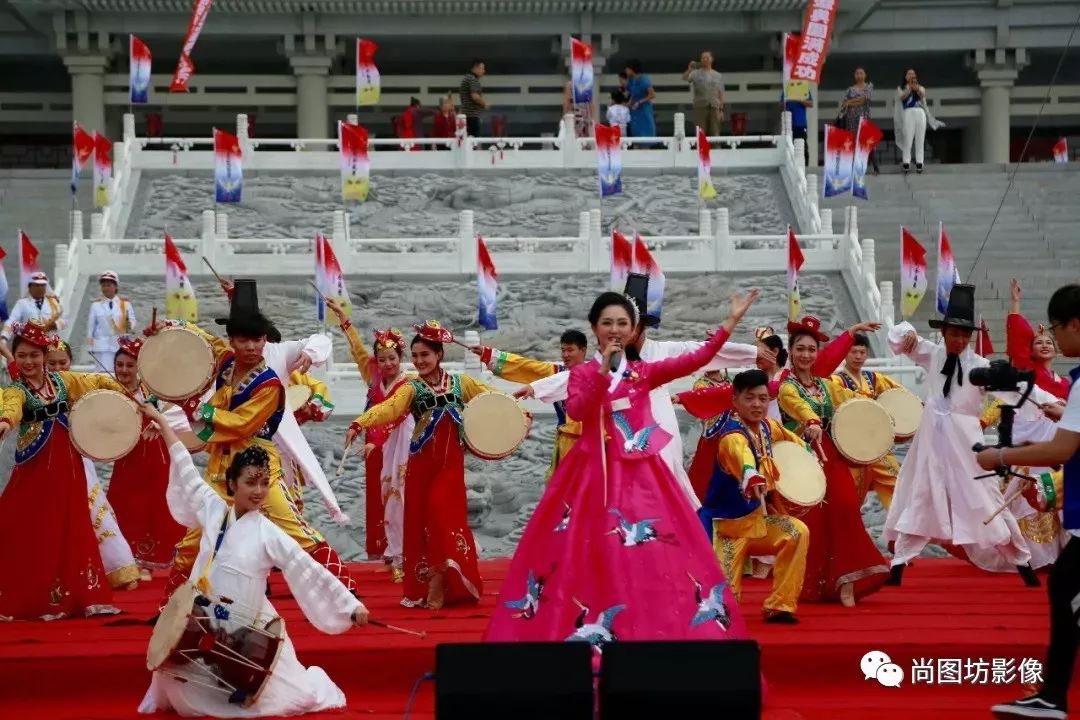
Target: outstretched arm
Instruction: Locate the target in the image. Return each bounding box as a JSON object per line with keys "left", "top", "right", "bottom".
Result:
{"left": 675, "top": 384, "right": 734, "bottom": 420}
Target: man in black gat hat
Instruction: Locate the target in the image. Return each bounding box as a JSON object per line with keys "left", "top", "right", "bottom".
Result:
{"left": 882, "top": 283, "right": 1037, "bottom": 588}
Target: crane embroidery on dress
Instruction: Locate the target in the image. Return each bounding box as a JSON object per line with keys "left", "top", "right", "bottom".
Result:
{"left": 688, "top": 572, "right": 730, "bottom": 630}
{"left": 565, "top": 598, "right": 625, "bottom": 648}
{"left": 504, "top": 569, "right": 545, "bottom": 620}
{"left": 611, "top": 410, "right": 657, "bottom": 453}
{"left": 554, "top": 502, "right": 572, "bottom": 533}
{"left": 607, "top": 508, "right": 659, "bottom": 546}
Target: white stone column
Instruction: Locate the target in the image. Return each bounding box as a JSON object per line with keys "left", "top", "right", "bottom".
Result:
{"left": 969, "top": 49, "right": 1027, "bottom": 164}
{"left": 807, "top": 83, "right": 820, "bottom": 167}
{"left": 63, "top": 54, "right": 109, "bottom": 133}
{"left": 291, "top": 55, "right": 332, "bottom": 139}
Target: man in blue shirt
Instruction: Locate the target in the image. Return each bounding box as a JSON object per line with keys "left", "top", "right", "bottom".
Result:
{"left": 780, "top": 89, "right": 814, "bottom": 166}
{"left": 977, "top": 284, "right": 1080, "bottom": 720}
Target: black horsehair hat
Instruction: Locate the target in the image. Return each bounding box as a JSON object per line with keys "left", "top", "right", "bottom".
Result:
{"left": 623, "top": 272, "right": 660, "bottom": 328}
{"left": 928, "top": 283, "right": 978, "bottom": 331}
{"left": 215, "top": 278, "right": 278, "bottom": 339}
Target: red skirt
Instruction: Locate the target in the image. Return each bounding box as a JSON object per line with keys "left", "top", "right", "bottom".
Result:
{"left": 775, "top": 432, "right": 889, "bottom": 602}
{"left": 401, "top": 418, "right": 482, "bottom": 606}
{"left": 108, "top": 432, "right": 185, "bottom": 568}
{"left": 0, "top": 423, "right": 113, "bottom": 619}
{"left": 364, "top": 427, "right": 389, "bottom": 559}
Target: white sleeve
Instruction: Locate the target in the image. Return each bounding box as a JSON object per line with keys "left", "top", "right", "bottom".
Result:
{"left": 531, "top": 370, "right": 569, "bottom": 403}
{"left": 1058, "top": 382, "right": 1080, "bottom": 433}
{"left": 265, "top": 522, "right": 360, "bottom": 634}
{"left": 165, "top": 440, "right": 225, "bottom": 529}
{"left": 162, "top": 402, "right": 193, "bottom": 433}
{"left": 301, "top": 333, "right": 332, "bottom": 366}
{"left": 887, "top": 321, "right": 936, "bottom": 369}
{"left": 127, "top": 302, "right": 137, "bottom": 331}
{"left": 87, "top": 303, "right": 97, "bottom": 339}
{"left": 650, "top": 339, "right": 757, "bottom": 372}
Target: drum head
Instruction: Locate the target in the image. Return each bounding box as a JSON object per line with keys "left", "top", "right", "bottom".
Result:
{"left": 70, "top": 390, "right": 140, "bottom": 462}
{"left": 832, "top": 397, "right": 894, "bottom": 464}
{"left": 147, "top": 582, "right": 199, "bottom": 670}
{"left": 462, "top": 392, "right": 529, "bottom": 460}
{"left": 285, "top": 384, "right": 313, "bottom": 412}
{"left": 772, "top": 440, "right": 826, "bottom": 506}
{"left": 877, "top": 388, "right": 923, "bottom": 439}
{"left": 139, "top": 328, "right": 216, "bottom": 402}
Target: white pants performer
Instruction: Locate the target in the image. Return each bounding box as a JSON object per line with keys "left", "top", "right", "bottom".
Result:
{"left": 84, "top": 458, "right": 141, "bottom": 588}
{"left": 901, "top": 107, "right": 927, "bottom": 166}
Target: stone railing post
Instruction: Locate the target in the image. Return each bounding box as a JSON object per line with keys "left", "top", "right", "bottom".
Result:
{"left": 123, "top": 112, "right": 135, "bottom": 143}
{"left": 848, "top": 205, "right": 859, "bottom": 240}
{"left": 458, "top": 210, "right": 476, "bottom": 273}
{"left": 462, "top": 330, "right": 482, "bottom": 372}
{"left": 713, "top": 208, "right": 733, "bottom": 271}
{"left": 215, "top": 211, "right": 229, "bottom": 240}
{"left": 200, "top": 210, "right": 216, "bottom": 264}
{"left": 879, "top": 280, "right": 896, "bottom": 331}
{"left": 70, "top": 210, "right": 83, "bottom": 242}
{"left": 698, "top": 208, "right": 712, "bottom": 239}
{"left": 561, "top": 113, "right": 578, "bottom": 167}
{"left": 90, "top": 212, "right": 105, "bottom": 241}
{"left": 861, "top": 238, "right": 877, "bottom": 284}
{"left": 588, "top": 208, "right": 604, "bottom": 274}
{"left": 820, "top": 208, "right": 833, "bottom": 235}
{"left": 331, "top": 210, "right": 349, "bottom": 273}
{"left": 805, "top": 174, "right": 820, "bottom": 233}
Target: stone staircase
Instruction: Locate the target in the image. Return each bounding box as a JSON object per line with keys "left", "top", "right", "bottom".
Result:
{"left": 822, "top": 164, "right": 1080, "bottom": 372}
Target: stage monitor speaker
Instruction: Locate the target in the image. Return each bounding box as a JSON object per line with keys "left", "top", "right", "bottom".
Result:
{"left": 599, "top": 640, "right": 762, "bottom": 720}
{"left": 435, "top": 641, "right": 594, "bottom": 720}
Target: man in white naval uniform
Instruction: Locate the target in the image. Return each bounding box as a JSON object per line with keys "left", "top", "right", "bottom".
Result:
{"left": 217, "top": 279, "right": 349, "bottom": 524}
{"left": 1, "top": 272, "right": 65, "bottom": 359}
{"left": 526, "top": 274, "right": 763, "bottom": 510}
{"left": 86, "top": 270, "right": 138, "bottom": 372}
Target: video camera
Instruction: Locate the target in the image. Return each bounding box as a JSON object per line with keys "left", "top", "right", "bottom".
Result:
{"left": 969, "top": 359, "right": 1036, "bottom": 393}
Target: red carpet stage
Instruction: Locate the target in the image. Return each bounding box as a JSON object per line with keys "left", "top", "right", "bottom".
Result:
{"left": 1, "top": 558, "right": 1076, "bottom": 720}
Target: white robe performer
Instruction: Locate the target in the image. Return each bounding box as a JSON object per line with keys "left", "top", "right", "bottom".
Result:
{"left": 884, "top": 320, "right": 1031, "bottom": 570}
{"left": 529, "top": 338, "right": 758, "bottom": 509}
{"left": 262, "top": 335, "right": 349, "bottom": 524}
{"left": 140, "top": 441, "right": 361, "bottom": 718}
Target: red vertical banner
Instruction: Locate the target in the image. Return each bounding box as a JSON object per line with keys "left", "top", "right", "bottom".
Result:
{"left": 793, "top": 0, "right": 838, "bottom": 84}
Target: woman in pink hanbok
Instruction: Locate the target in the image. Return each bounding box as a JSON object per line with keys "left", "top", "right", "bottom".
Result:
{"left": 484, "top": 288, "right": 759, "bottom": 648}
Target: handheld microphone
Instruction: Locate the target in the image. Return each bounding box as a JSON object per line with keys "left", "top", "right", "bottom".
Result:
{"left": 609, "top": 351, "right": 622, "bottom": 373}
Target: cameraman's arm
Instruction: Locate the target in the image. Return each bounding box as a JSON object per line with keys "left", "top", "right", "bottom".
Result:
{"left": 995, "top": 428, "right": 1080, "bottom": 468}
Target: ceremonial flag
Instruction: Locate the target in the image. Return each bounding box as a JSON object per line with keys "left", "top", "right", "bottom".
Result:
{"left": 164, "top": 234, "right": 198, "bottom": 322}
{"left": 18, "top": 230, "right": 41, "bottom": 292}
{"left": 610, "top": 228, "right": 633, "bottom": 291}
{"left": 477, "top": 235, "right": 498, "bottom": 331}
{"left": 1053, "top": 137, "right": 1069, "bottom": 163}
{"left": 570, "top": 37, "right": 594, "bottom": 106}
{"left": 787, "top": 227, "right": 804, "bottom": 322}
{"left": 0, "top": 245, "right": 9, "bottom": 322}
{"left": 356, "top": 39, "right": 380, "bottom": 106}
{"left": 314, "top": 232, "right": 352, "bottom": 323}
{"left": 338, "top": 121, "right": 370, "bottom": 202}
{"left": 72, "top": 123, "right": 95, "bottom": 195}
{"left": 936, "top": 222, "right": 960, "bottom": 315}
{"left": 852, "top": 117, "right": 884, "bottom": 200}
{"left": 900, "top": 227, "right": 928, "bottom": 319}
{"left": 632, "top": 233, "right": 665, "bottom": 324}
{"left": 782, "top": 32, "right": 809, "bottom": 101}
{"left": 977, "top": 316, "right": 995, "bottom": 357}
{"left": 171, "top": 0, "right": 213, "bottom": 92}
{"left": 93, "top": 132, "right": 112, "bottom": 208}
{"left": 822, "top": 124, "right": 855, "bottom": 197}
{"left": 213, "top": 127, "right": 242, "bottom": 203}
{"left": 129, "top": 34, "right": 152, "bottom": 104}
{"left": 595, "top": 124, "right": 622, "bottom": 197}
{"left": 697, "top": 127, "right": 717, "bottom": 200}
{"left": 793, "top": 0, "right": 838, "bottom": 85}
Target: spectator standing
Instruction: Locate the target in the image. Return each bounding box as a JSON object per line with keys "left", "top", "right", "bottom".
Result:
{"left": 459, "top": 59, "right": 489, "bottom": 137}
{"left": 893, "top": 67, "right": 943, "bottom": 174}
{"left": 624, "top": 59, "right": 657, "bottom": 138}
{"left": 432, "top": 95, "right": 456, "bottom": 144}
{"left": 562, "top": 75, "right": 595, "bottom": 138}
{"left": 781, "top": 87, "right": 814, "bottom": 166}
{"left": 606, "top": 89, "right": 630, "bottom": 135}
{"left": 683, "top": 50, "right": 725, "bottom": 137}
{"left": 841, "top": 67, "right": 879, "bottom": 175}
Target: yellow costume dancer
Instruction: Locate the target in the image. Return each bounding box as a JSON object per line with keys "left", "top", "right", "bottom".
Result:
{"left": 696, "top": 370, "right": 809, "bottom": 623}
{"left": 833, "top": 365, "right": 902, "bottom": 509}
{"left": 477, "top": 332, "right": 587, "bottom": 480}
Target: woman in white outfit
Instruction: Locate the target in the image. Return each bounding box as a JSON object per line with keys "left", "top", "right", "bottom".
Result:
{"left": 138, "top": 403, "right": 368, "bottom": 718}
{"left": 893, "top": 68, "right": 944, "bottom": 174}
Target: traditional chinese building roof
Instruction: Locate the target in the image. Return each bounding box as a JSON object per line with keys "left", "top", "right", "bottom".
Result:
{"left": 12, "top": 0, "right": 810, "bottom": 13}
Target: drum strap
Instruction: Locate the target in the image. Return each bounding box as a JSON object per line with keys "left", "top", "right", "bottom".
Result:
{"left": 195, "top": 511, "right": 230, "bottom": 595}
{"left": 413, "top": 392, "right": 453, "bottom": 418}
{"left": 27, "top": 400, "right": 70, "bottom": 422}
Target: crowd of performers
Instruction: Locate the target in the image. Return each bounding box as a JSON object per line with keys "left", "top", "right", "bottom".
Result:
{"left": 0, "top": 264, "right": 1073, "bottom": 717}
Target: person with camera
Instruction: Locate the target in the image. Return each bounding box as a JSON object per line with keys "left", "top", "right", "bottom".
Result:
{"left": 975, "top": 284, "right": 1080, "bottom": 720}
{"left": 884, "top": 284, "right": 1035, "bottom": 587}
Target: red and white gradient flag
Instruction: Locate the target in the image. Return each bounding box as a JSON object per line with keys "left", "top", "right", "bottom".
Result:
{"left": 610, "top": 228, "right": 633, "bottom": 291}
{"left": 1053, "top": 137, "right": 1069, "bottom": 163}
{"left": 787, "top": 227, "right": 805, "bottom": 322}
{"left": 93, "top": 132, "right": 112, "bottom": 208}
{"left": 170, "top": 0, "right": 213, "bottom": 92}
{"left": 477, "top": 235, "right": 498, "bottom": 331}
{"left": 18, "top": 230, "right": 41, "bottom": 292}
{"left": 697, "top": 127, "right": 717, "bottom": 200}
{"left": 164, "top": 234, "right": 198, "bottom": 322}
{"left": 356, "top": 39, "right": 380, "bottom": 106}
{"left": 900, "top": 226, "right": 928, "bottom": 319}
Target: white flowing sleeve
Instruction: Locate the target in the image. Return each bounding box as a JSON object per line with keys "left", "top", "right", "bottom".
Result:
{"left": 888, "top": 321, "right": 936, "bottom": 370}
{"left": 531, "top": 370, "right": 569, "bottom": 403}
{"left": 162, "top": 402, "right": 193, "bottom": 433}
{"left": 650, "top": 339, "right": 757, "bottom": 372}
{"left": 301, "top": 333, "right": 332, "bottom": 366}
{"left": 264, "top": 522, "right": 361, "bottom": 634}
{"left": 165, "top": 440, "right": 226, "bottom": 529}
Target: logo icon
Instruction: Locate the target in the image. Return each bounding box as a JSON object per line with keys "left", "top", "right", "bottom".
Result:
{"left": 861, "top": 650, "right": 904, "bottom": 687}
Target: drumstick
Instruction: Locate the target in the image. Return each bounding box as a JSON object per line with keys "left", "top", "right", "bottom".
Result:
{"left": 368, "top": 618, "right": 427, "bottom": 639}
{"left": 983, "top": 485, "right": 1028, "bottom": 525}
{"left": 307, "top": 280, "right": 326, "bottom": 301}
{"left": 88, "top": 353, "right": 141, "bottom": 403}
{"left": 202, "top": 256, "right": 225, "bottom": 285}
{"left": 335, "top": 441, "right": 354, "bottom": 478}
{"left": 151, "top": 306, "right": 158, "bottom": 332}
